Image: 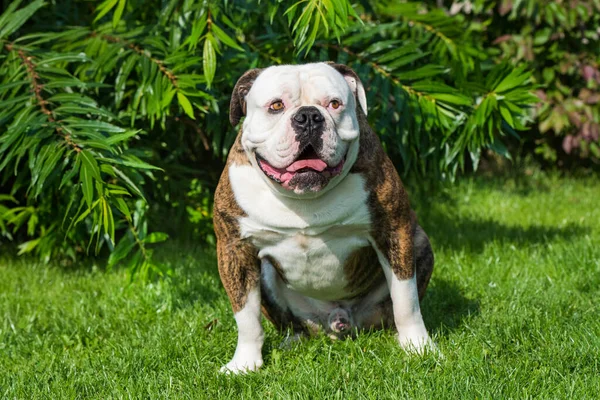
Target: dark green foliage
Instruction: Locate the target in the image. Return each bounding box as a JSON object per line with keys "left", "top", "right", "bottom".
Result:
{"left": 0, "top": 0, "right": 537, "bottom": 273}
{"left": 455, "top": 0, "right": 600, "bottom": 166}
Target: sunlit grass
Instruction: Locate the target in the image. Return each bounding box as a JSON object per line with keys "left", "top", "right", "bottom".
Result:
{"left": 1, "top": 174, "right": 599, "bottom": 398}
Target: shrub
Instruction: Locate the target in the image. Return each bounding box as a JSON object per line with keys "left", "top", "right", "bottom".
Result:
{"left": 452, "top": 0, "right": 600, "bottom": 167}
{"left": 0, "top": 0, "right": 537, "bottom": 275}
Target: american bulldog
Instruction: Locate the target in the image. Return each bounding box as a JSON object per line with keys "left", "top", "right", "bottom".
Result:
{"left": 213, "top": 62, "right": 435, "bottom": 373}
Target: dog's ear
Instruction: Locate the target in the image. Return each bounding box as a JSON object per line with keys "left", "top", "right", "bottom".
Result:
{"left": 230, "top": 68, "right": 263, "bottom": 126}
{"left": 326, "top": 62, "right": 368, "bottom": 116}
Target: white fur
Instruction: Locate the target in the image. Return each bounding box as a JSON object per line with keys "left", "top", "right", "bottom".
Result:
{"left": 371, "top": 241, "right": 433, "bottom": 353}
{"left": 261, "top": 251, "right": 391, "bottom": 331}
{"left": 231, "top": 164, "right": 372, "bottom": 299}
{"left": 220, "top": 286, "right": 264, "bottom": 374}
{"left": 231, "top": 163, "right": 397, "bottom": 331}
{"left": 240, "top": 63, "right": 363, "bottom": 198}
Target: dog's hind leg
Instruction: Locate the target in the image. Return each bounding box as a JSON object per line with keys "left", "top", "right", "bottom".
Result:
{"left": 260, "top": 258, "right": 307, "bottom": 335}
{"left": 414, "top": 224, "right": 434, "bottom": 301}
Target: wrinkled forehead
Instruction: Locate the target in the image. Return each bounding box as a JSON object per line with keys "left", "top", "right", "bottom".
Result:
{"left": 248, "top": 63, "right": 351, "bottom": 105}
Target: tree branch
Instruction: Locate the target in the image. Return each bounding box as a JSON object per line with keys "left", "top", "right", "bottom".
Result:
{"left": 319, "top": 42, "right": 438, "bottom": 103}
{"left": 4, "top": 43, "right": 81, "bottom": 152}
{"left": 91, "top": 32, "right": 179, "bottom": 89}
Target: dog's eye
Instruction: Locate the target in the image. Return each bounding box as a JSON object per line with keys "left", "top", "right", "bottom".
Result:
{"left": 329, "top": 100, "right": 341, "bottom": 109}
{"left": 269, "top": 101, "right": 285, "bottom": 112}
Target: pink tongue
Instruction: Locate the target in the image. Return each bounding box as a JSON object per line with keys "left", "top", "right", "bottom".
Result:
{"left": 286, "top": 159, "right": 327, "bottom": 172}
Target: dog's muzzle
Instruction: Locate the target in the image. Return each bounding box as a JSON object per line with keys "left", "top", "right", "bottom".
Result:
{"left": 256, "top": 144, "right": 345, "bottom": 193}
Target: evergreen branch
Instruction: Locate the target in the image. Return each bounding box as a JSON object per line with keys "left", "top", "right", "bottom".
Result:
{"left": 91, "top": 32, "right": 179, "bottom": 89}
{"left": 4, "top": 43, "right": 81, "bottom": 152}
{"left": 402, "top": 17, "right": 455, "bottom": 51}
{"left": 321, "top": 43, "right": 439, "bottom": 104}
{"left": 245, "top": 40, "right": 283, "bottom": 65}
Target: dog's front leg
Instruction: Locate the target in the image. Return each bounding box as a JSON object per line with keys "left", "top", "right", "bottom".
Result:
{"left": 221, "top": 283, "right": 263, "bottom": 374}
{"left": 372, "top": 225, "right": 433, "bottom": 353}
{"left": 215, "top": 213, "right": 263, "bottom": 374}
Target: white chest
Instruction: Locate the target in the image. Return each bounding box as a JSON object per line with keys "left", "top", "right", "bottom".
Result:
{"left": 229, "top": 165, "right": 372, "bottom": 300}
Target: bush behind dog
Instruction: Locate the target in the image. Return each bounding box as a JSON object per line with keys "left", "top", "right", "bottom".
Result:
{"left": 0, "top": 0, "right": 539, "bottom": 274}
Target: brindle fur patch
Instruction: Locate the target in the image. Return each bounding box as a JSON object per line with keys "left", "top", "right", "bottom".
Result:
{"left": 214, "top": 130, "right": 260, "bottom": 313}
{"left": 343, "top": 246, "right": 385, "bottom": 297}
{"left": 350, "top": 108, "right": 416, "bottom": 281}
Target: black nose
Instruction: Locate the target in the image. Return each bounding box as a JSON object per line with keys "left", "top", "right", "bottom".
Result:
{"left": 292, "top": 106, "right": 324, "bottom": 130}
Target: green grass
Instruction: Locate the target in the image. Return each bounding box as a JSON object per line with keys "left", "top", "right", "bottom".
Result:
{"left": 1, "top": 174, "right": 599, "bottom": 398}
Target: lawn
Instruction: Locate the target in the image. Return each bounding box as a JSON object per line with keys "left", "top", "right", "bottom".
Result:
{"left": 1, "top": 174, "right": 599, "bottom": 398}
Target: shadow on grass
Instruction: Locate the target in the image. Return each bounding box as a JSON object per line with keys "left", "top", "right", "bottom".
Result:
{"left": 166, "top": 248, "right": 224, "bottom": 308}
{"left": 422, "top": 278, "right": 479, "bottom": 337}
{"left": 421, "top": 212, "right": 589, "bottom": 253}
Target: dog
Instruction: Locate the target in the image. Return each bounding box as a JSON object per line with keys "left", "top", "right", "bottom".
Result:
{"left": 213, "top": 62, "right": 435, "bottom": 373}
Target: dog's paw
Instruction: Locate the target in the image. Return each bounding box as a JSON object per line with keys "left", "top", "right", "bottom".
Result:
{"left": 219, "top": 357, "right": 263, "bottom": 375}
{"left": 397, "top": 325, "right": 437, "bottom": 355}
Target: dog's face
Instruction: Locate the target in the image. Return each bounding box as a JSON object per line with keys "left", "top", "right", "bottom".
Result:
{"left": 230, "top": 63, "right": 367, "bottom": 197}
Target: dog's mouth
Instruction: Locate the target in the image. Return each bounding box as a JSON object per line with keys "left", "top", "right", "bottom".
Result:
{"left": 256, "top": 145, "right": 345, "bottom": 191}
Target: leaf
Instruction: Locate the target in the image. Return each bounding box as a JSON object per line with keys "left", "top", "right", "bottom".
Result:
{"left": 0, "top": 0, "right": 45, "bottom": 40}
{"left": 499, "top": 105, "right": 514, "bottom": 127}
{"left": 112, "top": 167, "right": 145, "bottom": 199}
{"left": 107, "top": 187, "right": 130, "bottom": 196}
{"left": 79, "top": 150, "right": 101, "bottom": 181}
{"left": 60, "top": 157, "right": 81, "bottom": 189}
{"left": 494, "top": 66, "right": 533, "bottom": 94}
{"left": 64, "top": 120, "right": 125, "bottom": 133}
{"left": 99, "top": 156, "right": 162, "bottom": 171}
{"left": 17, "top": 239, "right": 40, "bottom": 255}
{"left": 115, "top": 197, "right": 132, "bottom": 221}
{"left": 203, "top": 35, "right": 216, "bottom": 89}
{"left": 126, "top": 249, "right": 144, "bottom": 281}
{"left": 94, "top": 0, "right": 118, "bottom": 23}
{"left": 428, "top": 93, "right": 472, "bottom": 107}
{"left": 34, "top": 143, "right": 65, "bottom": 197}
{"left": 105, "top": 130, "right": 141, "bottom": 145}
{"left": 211, "top": 23, "right": 243, "bottom": 51}
{"left": 177, "top": 92, "right": 195, "bottom": 119}
{"left": 101, "top": 197, "right": 115, "bottom": 244}
{"left": 0, "top": 0, "right": 23, "bottom": 31}
{"left": 0, "top": 81, "right": 28, "bottom": 91}
{"left": 73, "top": 198, "right": 101, "bottom": 226}
{"left": 79, "top": 161, "right": 94, "bottom": 209}
{"left": 395, "top": 65, "right": 447, "bottom": 81}
{"left": 488, "top": 139, "right": 512, "bottom": 160}
{"left": 113, "top": 0, "right": 126, "bottom": 29}
{"left": 185, "top": 13, "right": 208, "bottom": 50}
{"left": 47, "top": 93, "right": 98, "bottom": 106}
{"left": 0, "top": 195, "right": 17, "bottom": 202}
{"left": 144, "top": 232, "right": 168, "bottom": 244}
{"left": 40, "top": 53, "right": 91, "bottom": 64}
{"left": 79, "top": 140, "right": 114, "bottom": 152}
{"left": 78, "top": 150, "right": 101, "bottom": 208}
{"left": 108, "top": 233, "right": 136, "bottom": 268}
{"left": 387, "top": 52, "right": 429, "bottom": 70}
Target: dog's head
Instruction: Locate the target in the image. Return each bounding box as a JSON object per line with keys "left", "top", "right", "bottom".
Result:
{"left": 230, "top": 62, "right": 367, "bottom": 197}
